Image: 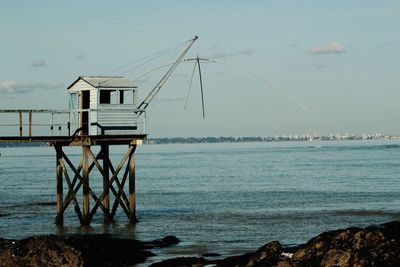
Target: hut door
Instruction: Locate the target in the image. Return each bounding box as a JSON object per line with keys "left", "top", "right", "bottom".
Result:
{"left": 81, "top": 90, "right": 90, "bottom": 135}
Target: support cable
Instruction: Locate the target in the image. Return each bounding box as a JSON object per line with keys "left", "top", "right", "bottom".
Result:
{"left": 101, "top": 38, "right": 192, "bottom": 75}
{"left": 207, "top": 59, "right": 307, "bottom": 111}
{"left": 184, "top": 61, "right": 198, "bottom": 110}
{"left": 137, "top": 36, "right": 198, "bottom": 116}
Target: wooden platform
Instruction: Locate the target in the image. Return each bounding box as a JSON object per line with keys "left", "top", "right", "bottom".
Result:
{"left": 0, "top": 134, "right": 147, "bottom": 146}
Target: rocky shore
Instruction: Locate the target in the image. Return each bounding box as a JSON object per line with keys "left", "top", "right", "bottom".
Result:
{"left": 1, "top": 221, "right": 400, "bottom": 266}
{"left": 0, "top": 234, "right": 179, "bottom": 267}
{"left": 152, "top": 221, "right": 400, "bottom": 267}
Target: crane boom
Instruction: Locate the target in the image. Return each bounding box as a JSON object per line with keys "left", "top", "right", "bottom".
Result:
{"left": 137, "top": 36, "right": 198, "bottom": 116}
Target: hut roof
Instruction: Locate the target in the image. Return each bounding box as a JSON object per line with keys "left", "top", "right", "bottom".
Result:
{"left": 67, "top": 76, "right": 137, "bottom": 89}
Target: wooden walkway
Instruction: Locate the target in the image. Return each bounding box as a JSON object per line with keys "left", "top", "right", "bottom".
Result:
{"left": 0, "top": 134, "right": 146, "bottom": 146}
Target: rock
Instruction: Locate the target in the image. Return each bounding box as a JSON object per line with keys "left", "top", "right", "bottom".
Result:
{"left": 293, "top": 221, "right": 400, "bottom": 266}
{"left": 243, "top": 241, "right": 283, "bottom": 267}
{"left": 202, "top": 252, "right": 221, "bottom": 257}
{"left": 214, "top": 252, "right": 254, "bottom": 267}
{"left": 3, "top": 221, "right": 400, "bottom": 267}
{"left": 149, "top": 256, "right": 208, "bottom": 267}
{"left": 150, "top": 235, "right": 180, "bottom": 247}
{"left": 0, "top": 234, "right": 180, "bottom": 267}
{"left": 0, "top": 235, "right": 83, "bottom": 267}
{"left": 65, "top": 235, "right": 154, "bottom": 266}
{"left": 150, "top": 221, "right": 400, "bottom": 267}
{"left": 214, "top": 241, "right": 293, "bottom": 267}
{"left": 162, "top": 235, "right": 180, "bottom": 244}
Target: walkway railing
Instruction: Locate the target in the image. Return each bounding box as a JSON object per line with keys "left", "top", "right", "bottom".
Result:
{"left": 0, "top": 109, "right": 146, "bottom": 137}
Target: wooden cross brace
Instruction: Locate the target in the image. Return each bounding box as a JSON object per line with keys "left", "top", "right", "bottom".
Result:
{"left": 55, "top": 143, "right": 137, "bottom": 226}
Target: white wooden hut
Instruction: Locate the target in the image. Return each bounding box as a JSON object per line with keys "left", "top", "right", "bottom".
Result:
{"left": 67, "top": 76, "right": 140, "bottom": 135}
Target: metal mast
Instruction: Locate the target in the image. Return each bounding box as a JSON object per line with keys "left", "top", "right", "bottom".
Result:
{"left": 137, "top": 36, "right": 198, "bottom": 116}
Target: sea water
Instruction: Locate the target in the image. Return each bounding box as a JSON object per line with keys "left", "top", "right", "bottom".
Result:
{"left": 1, "top": 140, "right": 400, "bottom": 262}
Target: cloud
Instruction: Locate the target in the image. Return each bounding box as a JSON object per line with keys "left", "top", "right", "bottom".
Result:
{"left": 288, "top": 42, "right": 300, "bottom": 48}
{"left": 311, "top": 63, "right": 327, "bottom": 69}
{"left": 289, "top": 63, "right": 327, "bottom": 69}
{"left": 374, "top": 42, "right": 397, "bottom": 48}
{"left": 31, "top": 59, "right": 50, "bottom": 67}
{"left": 289, "top": 64, "right": 303, "bottom": 69}
{"left": 309, "top": 42, "right": 346, "bottom": 55}
{"left": 0, "top": 80, "right": 63, "bottom": 94}
{"left": 77, "top": 54, "right": 86, "bottom": 60}
{"left": 212, "top": 48, "right": 254, "bottom": 59}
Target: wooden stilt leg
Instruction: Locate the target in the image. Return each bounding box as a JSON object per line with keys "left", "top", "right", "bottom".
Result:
{"left": 28, "top": 111, "right": 32, "bottom": 137}
{"left": 129, "top": 145, "right": 137, "bottom": 223}
{"left": 82, "top": 146, "right": 90, "bottom": 225}
{"left": 52, "top": 139, "right": 141, "bottom": 225}
{"left": 55, "top": 146, "right": 63, "bottom": 225}
{"left": 19, "top": 112, "right": 23, "bottom": 137}
{"left": 102, "top": 144, "right": 111, "bottom": 223}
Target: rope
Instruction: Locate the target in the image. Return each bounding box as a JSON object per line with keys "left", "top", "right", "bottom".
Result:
{"left": 101, "top": 38, "right": 192, "bottom": 76}
{"left": 203, "top": 58, "right": 307, "bottom": 111}
{"left": 184, "top": 61, "right": 198, "bottom": 110}
{"left": 137, "top": 37, "right": 198, "bottom": 112}
{"left": 131, "top": 62, "right": 175, "bottom": 81}
{"left": 130, "top": 55, "right": 307, "bottom": 113}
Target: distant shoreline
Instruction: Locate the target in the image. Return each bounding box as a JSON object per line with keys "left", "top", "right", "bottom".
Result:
{"left": 1, "top": 134, "right": 399, "bottom": 147}
{"left": 146, "top": 134, "right": 400, "bottom": 144}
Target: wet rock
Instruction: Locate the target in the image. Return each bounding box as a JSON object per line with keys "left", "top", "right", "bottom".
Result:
{"left": 244, "top": 241, "right": 283, "bottom": 267}
{"left": 293, "top": 221, "right": 400, "bottom": 266}
{"left": 214, "top": 252, "right": 253, "bottom": 267}
{"left": 0, "top": 234, "right": 180, "bottom": 267}
{"left": 215, "top": 241, "right": 292, "bottom": 267}
{"left": 149, "top": 256, "right": 208, "bottom": 267}
{"left": 3, "top": 221, "right": 400, "bottom": 267}
{"left": 202, "top": 252, "right": 221, "bottom": 257}
{"left": 151, "top": 221, "right": 400, "bottom": 267}
{"left": 149, "top": 235, "right": 180, "bottom": 248}
{"left": 65, "top": 235, "right": 154, "bottom": 266}
{"left": 0, "top": 235, "right": 83, "bottom": 267}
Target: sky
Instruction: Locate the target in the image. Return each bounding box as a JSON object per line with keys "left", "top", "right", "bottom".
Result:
{"left": 0, "top": 1, "right": 399, "bottom": 137}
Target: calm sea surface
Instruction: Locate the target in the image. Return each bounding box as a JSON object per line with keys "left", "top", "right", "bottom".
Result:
{"left": 1, "top": 140, "right": 400, "bottom": 263}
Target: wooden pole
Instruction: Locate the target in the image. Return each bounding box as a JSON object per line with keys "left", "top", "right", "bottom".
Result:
{"left": 102, "top": 144, "right": 111, "bottom": 223}
{"left": 129, "top": 145, "right": 137, "bottom": 223}
{"left": 68, "top": 112, "right": 71, "bottom": 136}
{"left": 89, "top": 145, "right": 134, "bottom": 219}
{"left": 19, "top": 112, "right": 23, "bottom": 137}
{"left": 59, "top": 158, "right": 84, "bottom": 224}
{"left": 51, "top": 140, "right": 143, "bottom": 225}
{"left": 82, "top": 145, "right": 90, "bottom": 225}
{"left": 28, "top": 111, "right": 32, "bottom": 137}
{"left": 55, "top": 146, "right": 63, "bottom": 225}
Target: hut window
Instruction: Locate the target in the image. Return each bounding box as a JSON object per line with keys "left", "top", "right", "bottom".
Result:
{"left": 119, "top": 90, "right": 134, "bottom": 104}
{"left": 100, "top": 90, "right": 117, "bottom": 104}
{"left": 100, "top": 90, "right": 110, "bottom": 104}
{"left": 69, "top": 93, "right": 78, "bottom": 110}
{"left": 120, "top": 91, "right": 124, "bottom": 104}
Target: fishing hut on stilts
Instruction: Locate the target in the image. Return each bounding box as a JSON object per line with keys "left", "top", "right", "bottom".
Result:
{"left": 0, "top": 36, "right": 198, "bottom": 226}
